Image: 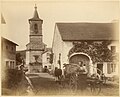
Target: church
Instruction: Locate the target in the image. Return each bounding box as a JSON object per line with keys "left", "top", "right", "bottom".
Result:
{"left": 26, "top": 5, "right": 46, "bottom": 73}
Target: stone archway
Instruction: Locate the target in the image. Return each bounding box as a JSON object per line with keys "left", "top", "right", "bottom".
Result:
{"left": 69, "top": 52, "right": 93, "bottom": 74}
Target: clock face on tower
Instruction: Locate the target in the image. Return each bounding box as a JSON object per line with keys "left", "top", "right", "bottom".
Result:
{"left": 34, "top": 23, "right": 38, "bottom": 34}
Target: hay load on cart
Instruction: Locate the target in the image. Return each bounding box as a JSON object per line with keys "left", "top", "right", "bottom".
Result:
{"left": 64, "top": 63, "right": 80, "bottom": 74}
{"left": 63, "top": 62, "right": 88, "bottom": 76}
{"left": 62, "top": 62, "right": 104, "bottom": 95}
{"left": 63, "top": 62, "right": 88, "bottom": 90}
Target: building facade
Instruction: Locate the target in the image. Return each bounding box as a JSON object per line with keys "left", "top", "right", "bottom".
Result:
{"left": 42, "top": 48, "right": 52, "bottom": 71}
{"left": 52, "top": 22, "right": 119, "bottom": 76}
{"left": 26, "top": 6, "right": 46, "bottom": 73}
{"left": 1, "top": 37, "right": 18, "bottom": 70}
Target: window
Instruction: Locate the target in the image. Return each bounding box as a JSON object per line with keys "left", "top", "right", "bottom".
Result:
{"left": 47, "top": 53, "right": 50, "bottom": 56}
{"left": 11, "top": 47, "right": 14, "bottom": 51}
{"left": 97, "top": 64, "right": 103, "bottom": 74}
{"left": 47, "top": 58, "right": 50, "bottom": 63}
{"left": 34, "top": 24, "right": 38, "bottom": 33}
{"left": 107, "top": 63, "right": 116, "bottom": 74}
{"left": 111, "top": 46, "right": 116, "bottom": 53}
{"left": 48, "top": 65, "right": 51, "bottom": 69}
{"left": 12, "top": 62, "right": 15, "bottom": 69}
{"left": 111, "top": 63, "right": 116, "bottom": 72}
{"left": 10, "top": 61, "right": 13, "bottom": 69}
{"left": 34, "top": 24, "right": 38, "bottom": 30}
{"left": 107, "top": 63, "right": 111, "bottom": 74}
{"left": 6, "top": 61, "right": 9, "bottom": 68}
{"left": 6, "top": 45, "right": 8, "bottom": 49}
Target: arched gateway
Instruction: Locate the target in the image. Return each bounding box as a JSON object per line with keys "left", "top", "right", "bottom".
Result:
{"left": 69, "top": 52, "right": 93, "bottom": 74}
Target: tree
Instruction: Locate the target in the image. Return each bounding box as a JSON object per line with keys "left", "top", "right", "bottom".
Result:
{"left": 16, "top": 53, "right": 22, "bottom": 65}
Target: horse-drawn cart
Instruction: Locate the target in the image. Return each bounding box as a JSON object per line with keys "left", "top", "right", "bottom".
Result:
{"left": 60, "top": 63, "right": 104, "bottom": 95}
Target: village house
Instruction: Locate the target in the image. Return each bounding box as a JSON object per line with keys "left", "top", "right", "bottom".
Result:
{"left": 52, "top": 21, "right": 119, "bottom": 77}
{"left": 42, "top": 48, "right": 52, "bottom": 71}
{"left": 1, "top": 37, "right": 18, "bottom": 79}
{"left": 1, "top": 37, "right": 18, "bottom": 69}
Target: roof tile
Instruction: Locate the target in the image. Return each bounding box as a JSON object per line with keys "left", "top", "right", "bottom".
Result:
{"left": 56, "top": 22, "right": 118, "bottom": 41}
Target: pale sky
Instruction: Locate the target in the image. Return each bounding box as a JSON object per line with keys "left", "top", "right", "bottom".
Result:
{"left": 1, "top": 0, "right": 119, "bottom": 50}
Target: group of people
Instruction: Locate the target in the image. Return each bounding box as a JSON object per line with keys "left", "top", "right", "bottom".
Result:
{"left": 53, "top": 61, "right": 106, "bottom": 91}
{"left": 53, "top": 61, "right": 88, "bottom": 81}
{"left": 77, "top": 61, "right": 88, "bottom": 74}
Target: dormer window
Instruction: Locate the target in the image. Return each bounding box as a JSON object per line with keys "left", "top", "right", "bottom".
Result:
{"left": 111, "top": 46, "right": 116, "bottom": 53}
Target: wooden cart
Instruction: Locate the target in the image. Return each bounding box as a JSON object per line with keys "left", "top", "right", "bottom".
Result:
{"left": 60, "top": 63, "right": 104, "bottom": 95}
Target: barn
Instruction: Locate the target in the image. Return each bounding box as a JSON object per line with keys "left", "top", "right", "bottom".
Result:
{"left": 52, "top": 21, "right": 119, "bottom": 76}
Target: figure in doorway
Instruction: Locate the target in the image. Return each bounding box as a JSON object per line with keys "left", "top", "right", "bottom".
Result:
{"left": 77, "top": 61, "right": 88, "bottom": 92}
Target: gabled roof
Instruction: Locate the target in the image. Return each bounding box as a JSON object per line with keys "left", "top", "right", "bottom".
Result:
{"left": 1, "top": 37, "right": 18, "bottom": 46}
{"left": 56, "top": 22, "right": 119, "bottom": 41}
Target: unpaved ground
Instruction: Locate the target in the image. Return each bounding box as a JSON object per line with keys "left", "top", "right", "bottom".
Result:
{"left": 29, "top": 73, "right": 119, "bottom": 96}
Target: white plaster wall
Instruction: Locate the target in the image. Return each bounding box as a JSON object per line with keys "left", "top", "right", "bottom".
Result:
{"left": 26, "top": 51, "right": 30, "bottom": 65}
{"left": 42, "top": 51, "right": 51, "bottom": 68}
{"left": 52, "top": 25, "right": 63, "bottom": 69}
{"left": 62, "top": 42, "right": 73, "bottom": 64}
{"left": 93, "top": 63, "right": 97, "bottom": 74}
{"left": 42, "top": 53, "right": 47, "bottom": 65}
{"left": 103, "top": 62, "right": 107, "bottom": 75}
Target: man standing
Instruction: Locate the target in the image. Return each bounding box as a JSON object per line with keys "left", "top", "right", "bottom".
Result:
{"left": 77, "top": 61, "right": 88, "bottom": 92}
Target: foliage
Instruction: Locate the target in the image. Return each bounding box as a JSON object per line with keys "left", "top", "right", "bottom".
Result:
{"left": 16, "top": 53, "right": 23, "bottom": 65}
{"left": 16, "top": 53, "right": 25, "bottom": 65}
{"left": 69, "top": 41, "right": 115, "bottom": 63}
{"left": 3, "top": 69, "right": 24, "bottom": 89}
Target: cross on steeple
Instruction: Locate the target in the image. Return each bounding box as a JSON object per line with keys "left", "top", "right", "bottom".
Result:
{"left": 34, "top": 4, "right": 37, "bottom": 10}
{"left": 33, "top": 4, "right": 39, "bottom": 19}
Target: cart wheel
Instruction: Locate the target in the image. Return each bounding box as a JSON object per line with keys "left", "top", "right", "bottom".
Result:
{"left": 90, "top": 81, "right": 102, "bottom": 95}
{"left": 69, "top": 73, "right": 77, "bottom": 91}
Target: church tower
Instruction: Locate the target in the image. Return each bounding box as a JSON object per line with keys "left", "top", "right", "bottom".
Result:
{"left": 26, "top": 5, "right": 45, "bottom": 73}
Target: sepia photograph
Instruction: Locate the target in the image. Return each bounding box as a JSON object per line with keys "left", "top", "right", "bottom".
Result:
{"left": 0, "top": 0, "right": 119, "bottom": 96}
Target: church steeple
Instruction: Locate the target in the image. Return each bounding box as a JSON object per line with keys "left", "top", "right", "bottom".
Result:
{"left": 26, "top": 5, "right": 46, "bottom": 73}
{"left": 28, "top": 4, "right": 43, "bottom": 36}
{"left": 33, "top": 4, "right": 39, "bottom": 19}
{"left": 29, "top": 4, "right": 43, "bottom": 22}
